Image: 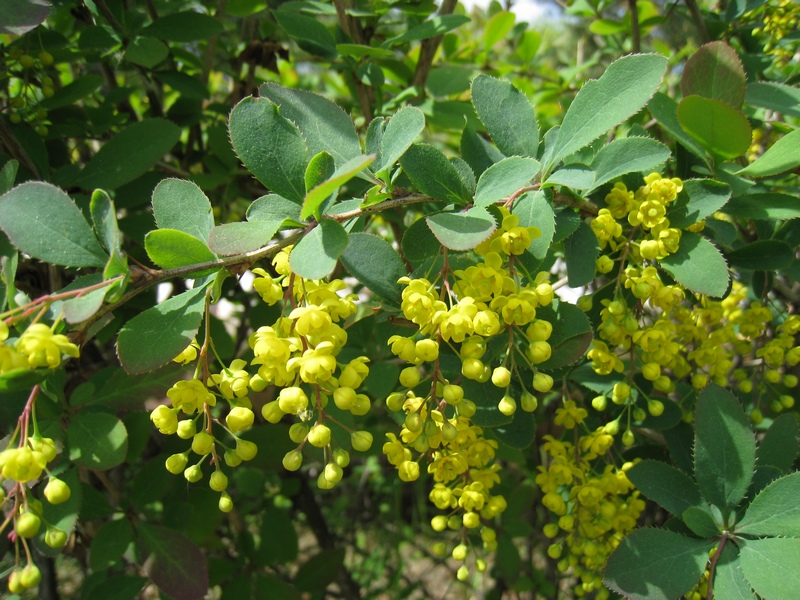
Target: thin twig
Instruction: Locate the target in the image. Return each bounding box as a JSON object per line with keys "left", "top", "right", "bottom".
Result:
{"left": 411, "top": 0, "right": 459, "bottom": 93}
{"left": 684, "top": 0, "right": 710, "bottom": 43}
{"left": 628, "top": 0, "right": 640, "bottom": 53}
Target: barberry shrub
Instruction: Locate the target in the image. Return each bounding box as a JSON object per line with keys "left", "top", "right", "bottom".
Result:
{"left": 1, "top": 0, "right": 799, "bottom": 598}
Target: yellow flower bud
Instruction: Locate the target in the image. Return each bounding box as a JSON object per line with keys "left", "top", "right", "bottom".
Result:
{"left": 307, "top": 424, "right": 331, "bottom": 448}
{"left": 191, "top": 432, "right": 214, "bottom": 456}
{"left": 44, "top": 478, "right": 71, "bottom": 504}
{"left": 282, "top": 450, "right": 303, "bottom": 471}
{"left": 226, "top": 407, "right": 254, "bottom": 432}
{"left": 351, "top": 431, "right": 373, "bottom": 452}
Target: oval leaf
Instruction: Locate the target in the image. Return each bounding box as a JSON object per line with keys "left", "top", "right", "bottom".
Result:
{"left": 726, "top": 240, "right": 794, "bottom": 271}
{"left": 471, "top": 75, "right": 539, "bottom": 158}
{"left": 400, "top": 144, "right": 472, "bottom": 205}
{"left": 67, "top": 411, "right": 129, "bottom": 470}
{"left": 376, "top": 106, "right": 425, "bottom": 175}
{"left": 721, "top": 193, "right": 800, "bottom": 220}
{"left": 340, "top": 233, "right": 405, "bottom": 304}
{"left": 142, "top": 11, "right": 223, "bottom": 41}
{"left": 426, "top": 208, "right": 497, "bottom": 251}
{"left": 208, "top": 221, "right": 284, "bottom": 256}
{"left": 666, "top": 179, "right": 731, "bottom": 229}
{"left": 677, "top": 96, "right": 751, "bottom": 160}
{"left": 138, "top": 523, "right": 209, "bottom": 600}
{"left": 736, "top": 471, "right": 800, "bottom": 537}
{"left": 145, "top": 229, "right": 217, "bottom": 270}
{"left": 152, "top": 179, "right": 214, "bottom": 243}
{"left": 739, "top": 537, "right": 800, "bottom": 599}
{"left": 627, "top": 460, "right": 703, "bottom": 517}
{"left": 289, "top": 219, "right": 348, "bottom": 280}
{"left": 757, "top": 414, "right": 799, "bottom": 473}
{"left": 681, "top": 41, "right": 746, "bottom": 108}
{"left": 590, "top": 136, "right": 671, "bottom": 191}
{"left": 658, "top": 231, "right": 729, "bottom": 297}
{"left": 475, "top": 157, "right": 539, "bottom": 208}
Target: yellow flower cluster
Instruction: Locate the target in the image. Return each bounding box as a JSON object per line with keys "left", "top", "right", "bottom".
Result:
{"left": 748, "top": 0, "right": 800, "bottom": 61}
{"left": 0, "top": 321, "right": 80, "bottom": 373}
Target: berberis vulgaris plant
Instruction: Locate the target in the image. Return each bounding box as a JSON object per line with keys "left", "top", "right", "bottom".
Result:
{"left": 1, "top": 0, "right": 799, "bottom": 597}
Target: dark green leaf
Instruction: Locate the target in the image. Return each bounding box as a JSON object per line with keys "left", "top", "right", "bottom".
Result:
{"left": 340, "top": 233, "right": 405, "bottom": 303}
{"left": 138, "top": 523, "right": 208, "bottom": 600}
{"left": 36, "top": 469, "right": 82, "bottom": 557}
{"left": 489, "top": 409, "right": 534, "bottom": 449}
{"left": 0, "top": 160, "right": 18, "bottom": 195}
{"left": 157, "top": 71, "right": 210, "bottom": 100}
{"left": 726, "top": 240, "right": 794, "bottom": 271}
{"left": 293, "top": 548, "right": 344, "bottom": 592}
{"left": 124, "top": 36, "right": 168, "bottom": 68}
{"left": 426, "top": 207, "right": 497, "bottom": 251}
{"left": 721, "top": 193, "right": 800, "bottom": 220}
{"left": 67, "top": 411, "right": 129, "bottom": 470}
{"left": 713, "top": 543, "right": 756, "bottom": 600}
{"left": 0, "top": 182, "right": 107, "bottom": 267}
{"left": 70, "top": 365, "right": 181, "bottom": 408}
{"left": 758, "top": 414, "right": 799, "bottom": 473}
{"left": 474, "top": 157, "right": 539, "bottom": 208}
{"left": 739, "top": 537, "right": 800, "bottom": 599}
{"left": 376, "top": 107, "right": 425, "bottom": 175}
{"left": 694, "top": 384, "right": 755, "bottom": 514}
{"left": 461, "top": 378, "right": 512, "bottom": 428}
{"left": 152, "top": 179, "right": 215, "bottom": 243}
{"left": 253, "top": 508, "right": 298, "bottom": 566}
{"left": 627, "top": 460, "right": 703, "bottom": 517}
{"left": 75, "top": 119, "right": 181, "bottom": 190}
{"left": 746, "top": 82, "right": 800, "bottom": 118}
{"left": 384, "top": 15, "right": 470, "bottom": 45}
{"left": 90, "top": 189, "right": 121, "bottom": 255}
{"left": 533, "top": 302, "right": 592, "bottom": 370}
{"left": 604, "top": 528, "right": 713, "bottom": 600}
{"left": 736, "top": 472, "right": 800, "bottom": 537}
{"left": 402, "top": 217, "right": 442, "bottom": 263}
{"left": 0, "top": 0, "right": 49, "bottom": 34}
{"left": 659, "top": 231, "right": 729, "bottom": 297}
{"left": 460, "top": 125, "right": 505, "bottom": 177}
{"left": 85, "top": 576, "right": 148, "bottom": 600}
{"left": 666, "top": 179, "right": 731, "bottom": 229}
{"left": 677, "top": 96, "right": 751, "bottom": 160}
{"left": 471, "top": 75, "right": 539, "bottom": 158}
{"left": 738, "top": 128, "right": 800, "bottom": 178}
{"left": 548, "top": 54, "right": 667, "bottom": 170}
{"left": 589, "top": 136, "right": 671, "bottom": 192}
{"left": 273, "top": 9, "right": 337, "bottom": 58}
{"left": 289, "top": 219, "right": 348, "bottom": 280}
{"left": 90, "top": 518, "right": 134, "bottom": 571}
{"left": 229, "top": 97, "right": 307, "bottom": 203}
{"left": 40, "top": 75, "right": 104, "bottom": 109}
{"left": 563, "top": 220, "right": 598, "bottom": 287}
{"left": 681, "top": 41, "right": 746, "bottom": 108}
{"left": 400, "top": 144, "right": 472, "bottom": 205}
{"left": 681, "top": 506, "right": 721, "bottom": 537}
{"left": 142, "top": 11, "right": 223, "bottom": 41}
{"left": 117, "top": 283, "right": 210, "bottom": 374}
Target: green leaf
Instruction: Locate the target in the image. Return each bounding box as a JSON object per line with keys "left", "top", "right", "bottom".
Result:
{"left": 305, "top": 151, "right": 335, "bottom": 195}
{"left": 0, "top": 160, "right": 18, "bottom": 195}
{"left": 461, "top": 378, "right": 512, "bottom": 428}
{"left": 589, "top": 137, "right": 671, "bottom": 191}
{"left": 589, "top": 18, "right": 627, "bottom": 35}
{"left": 0, "top": 182, "right": 107, "bottom": 267}
{"left": 254, "top": 508, "right": 298, "bottom": 566}
{"left": 84, "top": 576, "right": 148, "bottom": 600}
{"left": 75, "top": 119, "right": 181, "bottom": 190}
{"left": 460, "top": 125, "right": 505, "bottom": 178}
{"left": 67, "top": 411, "right": 129, "bottom": 470}
{"left": 648, "top": 93, "right": 708, "bottom": 163}
{"left": 272, "top": 9, "right": 337, "bottom": 59}
{"left": 376, "top": 107, "right": 425, "bottom": 175}
{"left": 694, "top": 384, "right": 755, "bottom": 514}
{"left": 247, "top": 193, "right": 302, "bottom": 225}
{"left": 746, "top": 82, "right": 800, "bottom": 118}
{"left": 336, "top": 44, "right": 394, "bottom": 59}
{"left": 0, "top": 0, "right": 49, "bottom": 34}
{"left": 302, "top": 155, "right": 375, "bottom": 220}
{"left": 757, "top": 414, "right": 799, "bottom": 473}
{"left": 157, "top": 71, "right": 210, "bottom": 100}
{"left": 666, "top": 179, "right": 731, "bottom": 229}
{"left": 682, "top": 506, "right": 721, "bottom": 537}
{"left": 144, "top": 229, "right": 217, "bottom": 270}
{"left": 713, "top": 543, "right": 756, "bottom": 600}
{"left": 259, "top": 83, "right": 361, "bottom": 168}
{"left": 471, "top": 75, "right": 539, "bottom": 158}
{"left": 70, "top": 365, "right": 180, "bottom": 408}
{"left": 658, "top": 231, "right": 729, "bottom": 297}
{"left": 543, "top": 165, "right": 595, "bottom": 190}
{"left": 533, "top": 302, "right": 592, "bottom": 370}
{"left": 152, "top": 179, "right": 215, "bottom": 243}
{"left": 293, "top": 548, "right": 344, "bottom": 592}
{"left": 138, "top": 523, "right": 208, "bottom": 600}
{"left": 402, "top": 217, "right": 442, "bottom": 263}
{"left": 400, "top": 144, "right": 472, "bottom": 205}
{"left": 726, "top": 240, "right": 795, "bottom": 271}
{"left": 384, "top": 15, "right": 470, "bottom": 46}
{"left": 59, "top": 274, "right": 109, "bottom": 324}
{"left": 489, "top": 409, "right": 534, "bottom": 449}
{"left": 738, "top": 127, "right": 800, "bottom": 178}
{"left": 677, "top": 96, "right": 751, "bottom": 160}
{"left": 340, "top": 233, "right": 404, "bottom": 304}
{"left": 484, "top": 11, "right": 515, "bottom": 49}
{"left": 604, "top": 528, "right": 713, "bottom": 600}
{"left": 91, "top": 518, "right": 134, "bottom": 571}
{"left": 516, "top": 29, "right": 541, "bottom": 63}
{"left": 474, "top": 157, "right": 539, "bottom": 208}
{"left": 289, "top": 219, "right": 348, "bottom": 280}
{"left": 229, "top": 97, "right": 308, "bottom": 204}
{"left": 739, "top": 537, "right": 800, "bottom": 599}
{"left": 36, "top": 469, "right": 82, "bottom": 557}
{"left": 548, "top": 54, "right": 667, "bottom": 170}
{"left": 736, "top": 472, "right": 800, "bottom": 537}
{"left": 207, "top": 221, "right": 284, "bottom": 256}
{"left": 626, "top": 460, "right": 703, "bottom": 517}
{"left": 141, "top": 11, "right": 223, "bottom": 41}
{"left": 515, "top": 190, "right": 555, "bottom": 261}
{"left": 426, "top": 208, "right": 497, "bottom": 251}
{"left": 681, "top": 41, "right": 746, "bottom": 108}
{"left": 116, "top": 283, "right": 210, "bottom": 374}
{"left": 563, "top": 220, "right": 598, "bottom": 287}
{"left": 90, "top": 189, "right": 122, "bottom": 256}
{"left": 40, "top": 75, "right": 104, "bottom": 109}
{"left": 124, "top": 36, "right": 168, "bottom": 68}
{"left": 721, "top": 193, "right": 800, "bottom": 220}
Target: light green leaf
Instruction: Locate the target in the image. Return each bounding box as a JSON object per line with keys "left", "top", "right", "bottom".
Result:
{"left": 713, "top": 544, "right": 756, "bottom": 600}
{"left": 604, "top": 529, "right": 713, "bottom": 600}
{"left": 67, "top": 411, "right": 129, "bottom": 470}
{"left": 302, "top": 155, "right": 375, "bottom": 220}
{"left": 340, "top": 233, "right": 405, "bottom": 304}
{"left": 376, "top": 107, "right": 425, "bottom": 175}
{"left": 736, "top": 472, "right": 800, "bottom": 537}
{"left": 677, "top": 96, "right": 751, "bottom": 160}
{"left": 138, "top": 523, "right": 208, "bottom": 600}
{"left": 471, "top": 75, "right": 539, "bottom": 158}
{"left": 152, "top": 178, "right": 214, "bottom": 243}
{"left": 589, "top": 18, "right": 627, "bottom": 35}
{"left": 426, "top": 207, "right": 497, "bottom": 251}
{"left": 59, "top": 274, "right": 109, "bottom": 324}
{"left": 400, "top": 144, "right": 472, "bottom": 205}
{"left": 208, "top": 221, "right": 284, "bottom": 256}
{"left": 563, "top": 221, "right": 598, "bottom": 287}
{"left": 384, "top": 15, "right": 470, "bottom": 46}
{"left": 124, "top": 36, "right": 168, "bottom": 68}
{"left": 289, "top": 219, "right": 348, "bottom": 280}
{"left": 627, "top": 460, "right": 703, "bottom": 517}
{"left": 0, "top": 182, "right": 107, "bottom": 267}
{"left": 484, "top": 11, "right": 515, "bottom": 49}
{"left": 648, "top": 92, "right": 708, "bottom": 163}
{"left": 272, "top": 9, "right": 337, "bottom": 58}
{"left": 142, "top": 11, "right": 223, "bottom": 41}
{"left": 694, "top": 384, "right": 755, "bottom": 514}
{"left": 144, "top": 229, "right": 217, "bottom": 270}
{"left": 746, "top": 82, "right": 800, "bottom": 118}
{"left": 681, "top": 41, "right": 746, "bottom": 108}
{"left": 721, "top": 193, "right": 800, "bottom": 220}
{"left": 757, "top": 414, "right": 799, "bottom": 473}
{"left": 543, "top": 165, "right": 595, "bottom": 190}
{"left": 659, "top": 231, "right": 729, "bottom": 297}
{"left": 726, "top": 240, "right": 795, "bottom": 271}
{"left": 117, "top": 283, "right": 210, "bottom": 374}
{"left": 229, "top": 96, "right": 308, "bottom": 203}
{"left": 304, "top": 151, "right": 335, "bottom": 196}
{"left": 533, "top": 302, "right": 592, "bottom": 370}
{"left": 515, "top": 29, "right": 540, "bottom": 63}
{"left": 335, "top": 44, "right": 393, "bottom": 59}
{"left": 738, "top": 127, "right": 800, "bottom": 178}
{"left": 666, "top": 179, "right": 731, "bottom": 229}
{"left": 548, "top": 54, "right": 667, "bottom": 170}
{"left": 739, "top": 537, "right": 800, "bottom": 599}
{"left": 474, "top": 157, "right": 539, "bottom": 208}
{"left": 75, "top": 119, "right": 181, "bottom": 190}
{"left": 247, "top": 193, "right": 302, "bottom": 225}
{"left": 259, "top": 83, "right": 361, "bottom": 168}
{"left": 589, "top": 137, "right": 671, "bottom": 191}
